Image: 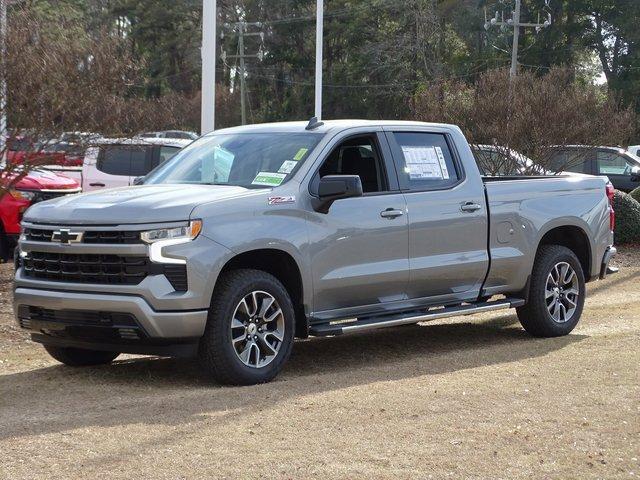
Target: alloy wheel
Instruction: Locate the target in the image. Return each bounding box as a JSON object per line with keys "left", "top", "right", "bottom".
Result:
{"left": 230, "top": 290, "right": 285, "bottom": 368}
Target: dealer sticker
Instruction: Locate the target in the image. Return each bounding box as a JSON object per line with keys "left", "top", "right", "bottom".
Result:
{"left": 252, "top": 172, "right": 287, "bottom": 187}
{"left": 278, "top": 160, "right": 298, "bottom": 174}
{"left": 293, "top": 148, "right": 309, "bottom": 161}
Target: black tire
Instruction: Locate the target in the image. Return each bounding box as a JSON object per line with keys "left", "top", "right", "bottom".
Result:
{"left": 198, "top": 269, "right": 295, "bottom": 385}
{"left": 43, "top": 345, "right": 120, "bottom": 366}
{"left": 0, "top": 231, "right": 9, "bottom": 263}
{"left": 516, "top": 245, "right": 586, "bottom": 337}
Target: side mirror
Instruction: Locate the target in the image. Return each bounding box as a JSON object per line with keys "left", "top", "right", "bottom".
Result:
{"left": 631, "top": 166, "right": 640, "bottom": 182}
{"left": 133, "top": 176, "right": 145, "bottom": 185}
{"left": 315, "top": 175, "right": 363, "bottom": 213}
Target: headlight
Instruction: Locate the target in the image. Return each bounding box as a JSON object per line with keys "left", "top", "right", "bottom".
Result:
{"left": 141, "top": 220, "right": 202, "bottom": 244}
{"left": 9, "top": 189, "right": 36, "bottom": 202}
{"left": 142, "top": 220, "right": 202, "bottom": 265}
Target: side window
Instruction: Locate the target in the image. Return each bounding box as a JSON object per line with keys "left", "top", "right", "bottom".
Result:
{"left": 547, "top": 150, "right": 590, "bottom": 173}
{"left": 98, "top": 146, "right": 132, "bottom": 176}
{"left": 317, "top": 135, "right": 388, "bottom": 193}
{"left": 128, "top": 147, "right": 149, "bottom": 176}
{"left": 391, "top": 132, "right": 459, "bottom": 191}
{"left": 157, "top": 146, "right": 180, "bottom": 166}
{"left": 98, "top": 145, "right": 149, "bottom": 176}
{"left": 597, "top": 151, "right": 631, "bottom": 175}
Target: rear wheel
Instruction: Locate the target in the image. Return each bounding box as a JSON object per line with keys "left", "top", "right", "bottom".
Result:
{"left": 198, "top": 269, "right": 295, "bottom": 385}
{"left": 43, "top": 345, "right": 120, "bottom": 366}
{"left": 517, "top": 245, "right": 585, "bottom": 337}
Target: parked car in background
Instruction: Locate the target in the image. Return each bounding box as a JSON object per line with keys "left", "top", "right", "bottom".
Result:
{"left": 627, "top": 145, "right": 640, "bottom": 157}
{"left": 547, "top": 146, "right": 640, "bottom": 192}
{"left": 0, "top": 168, "right": 80, "bottom": 259}
{"left": 139, "top": 130, "right": 199, "bottom": 140}
{"left": 472, "top": 144, "right": 547, "bottom": 176}
{"left": 80, "top": 137, "right": 190, "bottom": 191}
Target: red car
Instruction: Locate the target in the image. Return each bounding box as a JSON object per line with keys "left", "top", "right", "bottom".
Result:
{"left": 7, "top": 137, "right": 83, "bottom": 168}
{"left": 0, "top": 168, "right": 81, "bottom": 259}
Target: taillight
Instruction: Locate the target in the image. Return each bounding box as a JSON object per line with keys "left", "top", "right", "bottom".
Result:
{"left": 606, "top": 182, "right": 615, "bottom": 232}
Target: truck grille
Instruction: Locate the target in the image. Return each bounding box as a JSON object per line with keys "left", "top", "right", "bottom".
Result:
{"left": 23, "top": 228, "right": 142, "bottom": 244}
{"left": 20, "top": 251, "right": 188, "bottom": 291}
{"left": 32, "top": 190, "right": 80, "bottom": 203}
{"left": 22, "top": 251, "right": 149, "bottom": 285}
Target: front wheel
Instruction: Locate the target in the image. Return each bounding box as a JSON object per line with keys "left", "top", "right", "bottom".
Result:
{"left": 516, "top": 245, "right": 586, "bottom": 337}
{"left": 198, "top": 269, "right": 295, "bottom": 385}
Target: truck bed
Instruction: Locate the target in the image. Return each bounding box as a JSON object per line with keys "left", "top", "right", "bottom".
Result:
{"left": 481, "top": 174, "right": 612, "bottom": 297}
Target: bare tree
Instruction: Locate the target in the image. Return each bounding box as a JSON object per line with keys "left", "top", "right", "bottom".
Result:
{"left": 410, "top": 68, "right": 636, "bottom": 175}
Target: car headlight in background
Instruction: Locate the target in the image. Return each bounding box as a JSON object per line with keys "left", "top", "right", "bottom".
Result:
{"left": 9, "top": 189, "right": 36, "bottom": 202}
{"left": 142, "top": 220, "right": 202, "bottom": 264}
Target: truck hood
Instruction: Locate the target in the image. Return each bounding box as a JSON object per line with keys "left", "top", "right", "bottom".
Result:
{"left": 24, "top": 184, "right": 258, "bottom": 225}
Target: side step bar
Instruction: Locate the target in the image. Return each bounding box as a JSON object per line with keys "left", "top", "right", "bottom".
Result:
{"left": 309, "top": 297, "right": 525, "bottom": 337}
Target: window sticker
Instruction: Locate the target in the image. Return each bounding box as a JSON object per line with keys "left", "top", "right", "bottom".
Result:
{"left": 278, "top": 160, "right": 298, "bottom": 174}
{"left": 401, "top": 146, "right": 449, "bottom": 180}
{"left": 293, "top": 148, "right": 309, "bottom": 161}
{"left": 252, "top": 171, "right": 287, "bottom": 187}
{"left": 434, "top": 146, "right": 450, "bottom": 179}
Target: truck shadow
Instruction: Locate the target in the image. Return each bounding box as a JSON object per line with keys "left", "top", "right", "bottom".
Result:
{"left": 1, "top": 313, "right": 585, "bottom": 442}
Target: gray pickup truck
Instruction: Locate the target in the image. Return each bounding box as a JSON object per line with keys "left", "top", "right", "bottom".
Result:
{"left": 14, "top": 120, "right": 617, "bottom": 385}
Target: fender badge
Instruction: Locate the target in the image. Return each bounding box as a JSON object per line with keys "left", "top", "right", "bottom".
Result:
{"left": 268, "top": 195, "right": 295, "bottom": 205}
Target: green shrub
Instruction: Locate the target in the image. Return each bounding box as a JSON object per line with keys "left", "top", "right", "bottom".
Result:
{"left": 630, "top": 186, "right": 640, "bottom": 203}
{"left": 613, "top": 190, "right": 640, "bottom": 244}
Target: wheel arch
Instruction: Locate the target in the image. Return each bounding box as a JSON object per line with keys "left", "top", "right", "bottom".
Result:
{"left": 218, "top": 248, "right": 308, "bottom": 337}
{"left": 535, "top": 224, "right": 592, "bottom": 279}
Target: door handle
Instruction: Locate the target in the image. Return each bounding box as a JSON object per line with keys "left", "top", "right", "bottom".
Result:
{"left": 460, "top": 202, "right": 481, "bottom": 213}
{"left": 380, "top": 208, "right": 404, "bottom": 219}
{"left": 89, "top": 182, "right": 105, "bottom": 187}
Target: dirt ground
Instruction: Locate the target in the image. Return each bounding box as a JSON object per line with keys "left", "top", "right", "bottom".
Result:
{"left": 1, "top": 248, "right": 638, "bottom": 480}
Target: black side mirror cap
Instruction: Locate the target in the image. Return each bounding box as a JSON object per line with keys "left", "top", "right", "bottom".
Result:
{"left": 315, "top": 175, "right": 363, "bottom": 213}
{"left": 133, "top": 176, "right": 145, "bottom": 185}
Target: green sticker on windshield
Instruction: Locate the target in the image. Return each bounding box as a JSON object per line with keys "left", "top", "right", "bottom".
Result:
{"left": 252, "top": 172, "right": 287, "bottom": 187}
{"left": 293, "top": 148, "right": 309, "bottom": 161}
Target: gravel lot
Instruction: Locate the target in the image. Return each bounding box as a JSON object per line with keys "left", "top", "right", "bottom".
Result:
{"left": 1, "top": 247, "right": 638, "bottom": 479}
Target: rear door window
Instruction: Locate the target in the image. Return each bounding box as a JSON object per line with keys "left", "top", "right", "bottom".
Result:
{"left": 98, "top": 145, "right": 150, "bottom": 176}
{"left": 388, "top": 132, "right": 460, "bottom": 191}
{"left": 547, "top": 150, "right": 590, "bottom": 173}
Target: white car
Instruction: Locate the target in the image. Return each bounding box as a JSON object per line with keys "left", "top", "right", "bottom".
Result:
{"left": 46, "top": 138, "right": 191, "bottom": 191}
{"left": 628, "top": 145, "right": 640, "bottom": 157}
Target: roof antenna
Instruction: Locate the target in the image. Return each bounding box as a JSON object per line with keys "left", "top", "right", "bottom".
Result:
{"left": 305, "top": 116, "right": 324, "bottom": 130}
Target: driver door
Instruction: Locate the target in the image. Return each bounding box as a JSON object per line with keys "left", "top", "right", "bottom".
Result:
{"left": 306, "top": 132, "right": 409, "bottom": 320}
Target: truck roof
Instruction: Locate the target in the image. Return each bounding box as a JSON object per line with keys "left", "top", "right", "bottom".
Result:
{"left": 207, "top": 119, "right": 459, "bottom": 135}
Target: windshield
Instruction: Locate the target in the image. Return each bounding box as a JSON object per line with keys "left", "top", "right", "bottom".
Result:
{"left": 144, "top": 132, "right": 323, "bottom": 188}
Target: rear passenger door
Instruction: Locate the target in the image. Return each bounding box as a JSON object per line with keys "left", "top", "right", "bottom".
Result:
{"left": 83, "top": 145, "right": 151, "bottom": 191}
{"left": 385, "top": 129, "right": 489, "bottom": 304}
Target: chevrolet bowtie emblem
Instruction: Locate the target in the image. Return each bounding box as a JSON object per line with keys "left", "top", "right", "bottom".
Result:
{"left": 51, "top": 229, "right": 83, "bottom": 244}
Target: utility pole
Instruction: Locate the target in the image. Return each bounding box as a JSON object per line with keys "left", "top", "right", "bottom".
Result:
{"left": 221, "top": 21, "right": 263, "bottom": 125}
{"left": 484, "top": 0, "right": 551, "bottom": 78}
{"left": 314, "top": 0, "right": 324, "bottom": 120}
{"left": 201, "top": 0, "right": 217, "bottom": 134}
{"left": 509, "top": 0, "right": 521, "bottom": 78}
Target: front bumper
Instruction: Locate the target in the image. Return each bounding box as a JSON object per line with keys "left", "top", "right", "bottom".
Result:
{"left": 13, "top": 222, "right": 234, "bottom": 354}
{"left": 14, "top": 287, "right": 209, "bottom": 338}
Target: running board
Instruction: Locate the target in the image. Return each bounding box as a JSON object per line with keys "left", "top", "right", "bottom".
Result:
{"left": 309, "top": 298, "right": 525, "bottom": 337}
